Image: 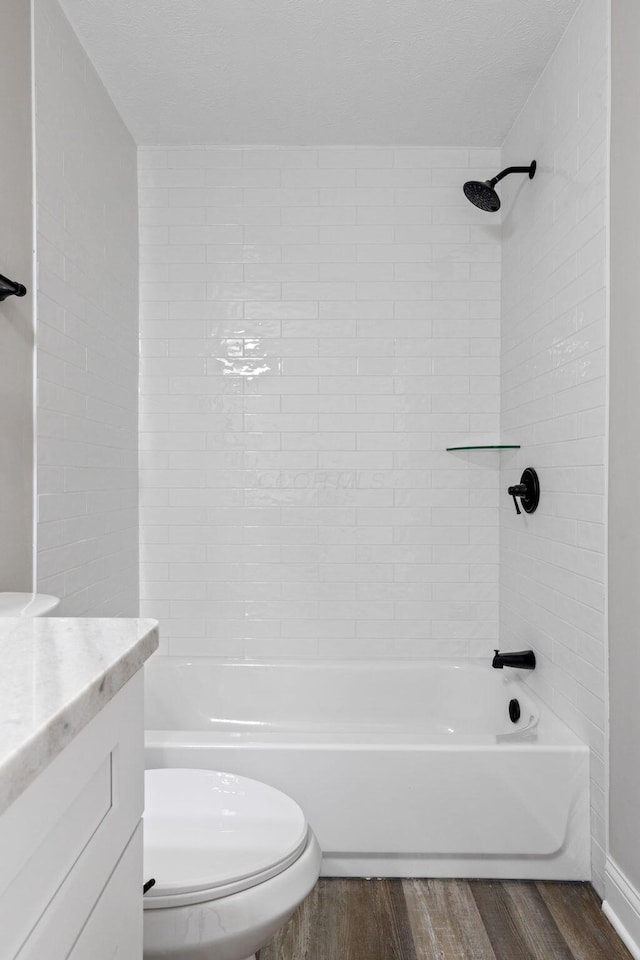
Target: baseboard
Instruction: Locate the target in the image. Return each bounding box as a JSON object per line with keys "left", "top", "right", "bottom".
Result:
{"left": 321, "top": 850, "right": 590, "bottom": 880}
{"left": 603, "top": 857, "right": 640, "bottom": 960}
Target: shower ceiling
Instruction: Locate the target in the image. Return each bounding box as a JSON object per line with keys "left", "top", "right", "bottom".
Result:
{"left": 58, "top": 0, "right": 580, "bottom": 145}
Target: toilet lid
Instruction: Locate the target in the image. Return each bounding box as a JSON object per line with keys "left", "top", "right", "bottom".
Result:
{"left": 143, "top": 769, "right": 309, "bottom": 909}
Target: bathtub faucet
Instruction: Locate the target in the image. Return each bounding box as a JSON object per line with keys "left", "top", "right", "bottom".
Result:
{"left": 492, "top": 649, "right": 536, "bottom": 670}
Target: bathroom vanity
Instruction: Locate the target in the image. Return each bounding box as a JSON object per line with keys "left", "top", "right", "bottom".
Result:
{"left": 0, "top": 617, "right": 158, "bottom": 959}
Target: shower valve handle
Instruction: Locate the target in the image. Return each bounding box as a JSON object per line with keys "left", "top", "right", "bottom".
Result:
{"left": 507, "top": 468, "right": 540, "bottom": 516}
{"left": 507, "top": 483, "right": 527, "bottom": 515}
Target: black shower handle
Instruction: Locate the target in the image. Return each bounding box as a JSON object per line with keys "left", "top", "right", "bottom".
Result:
{"left": 507, "top": 484, "right": 525, "bottom": 514}
{"left": 507, "top": 468, "right": 540, "bottom": 516}
{"left": 0, "top": 273, "right": 27, "bottom": 302}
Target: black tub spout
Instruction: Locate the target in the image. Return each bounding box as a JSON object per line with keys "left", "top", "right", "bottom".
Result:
{"left": 0, "top": 273, "right": 27, "bottom": 302}
{"left": 492, "top": 649, "right": 536, "bottom": 670}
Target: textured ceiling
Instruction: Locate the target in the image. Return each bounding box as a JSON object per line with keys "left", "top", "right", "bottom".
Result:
{"left": 57, "top": 0, "right": 581, "bottom": 146}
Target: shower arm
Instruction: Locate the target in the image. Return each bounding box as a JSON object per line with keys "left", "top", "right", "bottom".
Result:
{"left": 489, "top": 163, "right": 536, "bottom": 187}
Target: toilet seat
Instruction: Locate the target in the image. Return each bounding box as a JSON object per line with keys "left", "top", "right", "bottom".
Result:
{"left": 143, "top": 768, "right": 309, "bottom": 909}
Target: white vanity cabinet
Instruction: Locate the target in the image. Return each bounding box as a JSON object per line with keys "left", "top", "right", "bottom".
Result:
{"left": 0, "top": 671, "right": 147, "bottom": 960}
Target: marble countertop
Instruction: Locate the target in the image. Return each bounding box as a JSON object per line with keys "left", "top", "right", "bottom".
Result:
{"left": 0, "top": 617, "right": 158, "bottom": 814}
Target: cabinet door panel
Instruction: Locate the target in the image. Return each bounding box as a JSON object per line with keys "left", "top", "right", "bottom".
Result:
{"left": 66, "top": 824, "right": 143, "bottom": 960}
{"left": 4, "top": 674, "right": 144, "bottom": 960}
{"left": 0, "top": 756, "right": 111, "bottom": 960}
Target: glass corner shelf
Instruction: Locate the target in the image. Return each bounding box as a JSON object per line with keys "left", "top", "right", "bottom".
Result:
{"left": 445, "top": 444, "right": 521, "bottom": 452}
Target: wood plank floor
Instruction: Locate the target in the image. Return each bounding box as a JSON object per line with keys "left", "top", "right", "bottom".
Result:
{"left": 258, "top": 879, "right": 632, "bottom": 960}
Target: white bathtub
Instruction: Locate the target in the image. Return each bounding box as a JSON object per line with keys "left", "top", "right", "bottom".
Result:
{"left": 144, "top": 657, "right": 590, "bottom": 880}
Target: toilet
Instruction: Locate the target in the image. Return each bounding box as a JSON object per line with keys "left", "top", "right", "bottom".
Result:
{"left": 143, "top": 768, "right": 322, "bottom": 960}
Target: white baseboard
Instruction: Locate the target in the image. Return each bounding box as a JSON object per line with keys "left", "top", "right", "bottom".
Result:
{"left": 603, "top": 857, "right": 640, "bottom": 960}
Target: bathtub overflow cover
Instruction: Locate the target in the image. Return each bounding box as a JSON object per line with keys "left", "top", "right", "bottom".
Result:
{"left": 508, "top": 699, "right": 521, "bottom": 724}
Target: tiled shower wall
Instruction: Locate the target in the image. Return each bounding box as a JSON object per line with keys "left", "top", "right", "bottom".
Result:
{"left": 499, "top": 0, "right": 608, "bottom": 893}
{"left": 139, "top": 147, "right": 502, "bottom": 657}
{"left": 35, "top": 0, "right": 139, "bottom": 615}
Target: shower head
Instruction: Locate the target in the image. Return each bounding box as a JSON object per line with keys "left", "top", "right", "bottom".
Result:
{"left": 463, "top": 180, "right": 501, "bottom": 212}
{"left": 463, "top": 161, "right": 536, "bottom": 212}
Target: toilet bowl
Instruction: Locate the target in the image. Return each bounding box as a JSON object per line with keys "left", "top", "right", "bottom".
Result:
{"left": 143, "top": 768, "right": 322, "bottom": 960}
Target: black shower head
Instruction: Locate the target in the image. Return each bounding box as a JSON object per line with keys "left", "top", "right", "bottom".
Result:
{"left": 463, "top": 180, "right": 501, "bottom": 212}
{"left": 463, "top": 161, "right": 536, "bottom": 213}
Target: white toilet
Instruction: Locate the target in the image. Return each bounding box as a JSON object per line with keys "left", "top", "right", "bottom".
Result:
{"left": 143, "top": 768, "right": 322, "bottom": 960}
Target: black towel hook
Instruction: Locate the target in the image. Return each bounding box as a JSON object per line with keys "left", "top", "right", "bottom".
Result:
{"left": 0, "top": 273, "right": 27, "bottom": 302}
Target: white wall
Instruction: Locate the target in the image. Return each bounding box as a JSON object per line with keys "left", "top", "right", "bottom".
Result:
{"left": 34, "top": 0, "right": 139, "bottom": 616}
{"left": 499, "top": 0, "right": 608, "bottom": 893}
{"left": 138, "top": 147, "right": 501, "bottom": 658}
{"left": 0, "top": 0, "right": 34, "bottom": 591}
{"left": 607, "top": 0, "right": 640, "bottom": 935}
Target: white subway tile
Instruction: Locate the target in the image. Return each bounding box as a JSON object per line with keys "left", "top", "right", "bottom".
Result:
{"left": 318, "top": 148, "right": 394, "bottom": 169}
{"left": 140, "top": 147, "right": 502, "bottom": 695}
{"left": 282, "top": 168, "right": 356, "bottom": 188}
{"left": 499, "top": 0, "right": 607, "bottom": 892}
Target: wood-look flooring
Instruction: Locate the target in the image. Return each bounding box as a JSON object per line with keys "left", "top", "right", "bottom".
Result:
{"left": 258, "top": 879, "right": 632, "bottom": 960}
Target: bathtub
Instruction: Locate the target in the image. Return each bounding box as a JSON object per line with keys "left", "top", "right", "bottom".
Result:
{"left": 144, "top": 657, "right": 590, "bottom": 880}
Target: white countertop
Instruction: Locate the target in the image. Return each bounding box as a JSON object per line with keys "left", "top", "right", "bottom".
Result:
{"left": 0, "top": 617, "right": 159, "bottom": 814}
